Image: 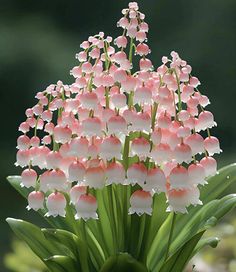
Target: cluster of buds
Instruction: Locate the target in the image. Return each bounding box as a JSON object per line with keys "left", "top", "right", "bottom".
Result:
{"left": 16, "top": 2, "right": 221, "bottom": 220}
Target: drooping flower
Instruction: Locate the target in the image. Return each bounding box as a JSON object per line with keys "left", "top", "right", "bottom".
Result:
{"left": 75, "top": 194, "right": 98, "bottom": 220}
{"left": 129, "top": 190, "right": 153, "bottom": 215}
{"left": 27, "top": 191, "right": 44, "bottom": 211}
{"left": 45, "top": 192, "right": 67, "bottom": 217}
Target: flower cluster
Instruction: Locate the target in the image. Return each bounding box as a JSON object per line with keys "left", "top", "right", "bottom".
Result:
{"left": 16, "top": 2, "right": 221, "bottom": 219}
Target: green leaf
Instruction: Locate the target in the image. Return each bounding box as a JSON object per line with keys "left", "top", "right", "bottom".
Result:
{"left": 44, "top": 255, "right": 78, "bottom": 272}
{"left": 201, "top": 163, "right": 236, "bottom": 202}
{"left": 7, "top": 176, "right": 30, "bottom": 198}
{"left": 191, "top": 236, "right": 220, "bottom": 257}
{"left": 145, "top": 163, "right": 236, "bottom": 270}
{"left": 6, "top": 218, "right": 59, "bottom": 260}
{"left": 82, "top": 221, "right": 106, "bottom": 271}
{"left": 159, "top": 234, "right": 220, "bottom": 272}
{"left": 143, "top": 163, "right": 236, "bottom": 263}
{"left": 99, "top": 253, "right": 148, "bottom": 272}
{"left": 95, "top": 188, "right": 117, "bottom": 255}
{"left": 42, "top": 228, "right": 90, "bottom": 272}
{"left": 141, "top": 193, "right": 168, "bottom": 261}
{"left": 147, "top": 194, "right": 236, "bottom": 272}
{"left": 159, "top": 231, "right": 205, "bottom": 272}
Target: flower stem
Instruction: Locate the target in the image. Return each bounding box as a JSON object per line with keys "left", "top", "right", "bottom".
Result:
{"left": 164, "top": 212, "right": 176, "bottom": 261}
{"left": 129, "top": 37, "right": 134, "bottom": 63}
{"left": 151, "top": 102, "right": 158, "bottom": 130}
{"left": 173, "top": 69, "right": 182, "bottom": 112}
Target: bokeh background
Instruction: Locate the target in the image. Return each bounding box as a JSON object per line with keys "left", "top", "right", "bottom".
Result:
{"left": 0, "top": 0, "right": 235, "bottom": 271}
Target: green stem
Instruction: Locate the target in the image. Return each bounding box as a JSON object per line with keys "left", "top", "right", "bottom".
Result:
{"left": 164, "top": 212, "right": 177, "bottom": 261}
{"left": 151, "top": 102, "right": 158, "bottom": 130}
{"left": 129, "top": 37, "right": 134, "bottom": 63}
{"left": 128, "top": 91, "right": 134, "bottom": 109}
{"left": 206, "top": 128, "right": 211, "bottom": 137}
{"left": 104, "top": 41, "right": 110, "bottom": 71}
{"left": 123, "top": 135, "right": 130, "bottom": 171}
{"left": 173, "top": 69, "right": 182, "bottom": 112}
{"left": 122, "top": 135, "right": 131, "bottom": 251}
{"left": 105, "top": 87, "right": 110, "bottom": 108}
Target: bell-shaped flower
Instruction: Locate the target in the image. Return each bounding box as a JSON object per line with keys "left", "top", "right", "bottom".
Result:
{"left": 169, "top": 165, "right": 191, "bottom": 190}
{"left": 127, "top": 163, "right": 147, "bottom": 186}
{"left": 45, "top": 192, "right": 67, "bottom": 217}
{"left": 188, "top": 162, "right": 207, "bottom": 185}
{"left": 75, "top": 194, "right": 98, "bottom": 220}
{"left": 70, "top": 184, "right": 87, "bottom": 204}
{"left": 100, "top": 136, "right": 122, "bottom": 160}
{"left": 17, "top": 135, "right": 30, "bottom": 150}
{"left": 204, "top": 136, "right": 222, "bottom": 156}
{"left": 129, "top": 190, "right": 152, "bottom": 216}
{"left": 21, "top": 168, "right": 37, "bottom": 188}
{"left": 143, "top": 167, "right": 166, "bottom": 193}
{"left": 200, "top": 156, "right": 217, "bottom": 177}
{"left": 173, "top": 143, "right": 192, "bottom": 163}
{"left": 84, "top": 162, "right": 105, "bottom": 189}
{"left": 68, "top": 161, "right": 86, "bottom": 182}
{"left": 105, "top": 161, "right": 126, "bottom": 185}
{"left": 184, "top": 133, "right": 204, "bottom": 155}
{"left": 27, "top": 191, "right": 44, "bottom": 211}
{"left": 131, "top": 137, "right": 150, "bottom": 159}
{"left": 107, "top": 115, "right": 127, "bottom": 135}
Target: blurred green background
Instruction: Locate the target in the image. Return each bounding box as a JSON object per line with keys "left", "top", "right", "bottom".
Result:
{"left": 0, "top": 0, "right": 235, "bottom": 271}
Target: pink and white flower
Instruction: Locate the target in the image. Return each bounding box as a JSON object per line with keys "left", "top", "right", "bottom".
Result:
{"left": 129, "top": 190, "right": 152, "bottom": 215}
{"left": 45, "top": 192, "right": 67, "bottom": 217}
{"left": 27, "top": 191, "right": 44, "bottom": 211}
{"left": 75, "top": 194, "right": 98, "bottom": 220}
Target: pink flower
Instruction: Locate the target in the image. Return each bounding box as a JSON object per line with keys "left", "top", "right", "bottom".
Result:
{"left": 21, "top": 169, "right": 37, "bottom": 188}
{"left": 46, "top": 192, "right": 67, "bottom": 217}
{"left": 75, "top": 194, "right": 98, "bottom": 220}
{"left": 129, "top": 190, "right": 152, "bottom": 215}
{"left": 15, "top": 2, "right": 220, "bottom": 218}
{"left": 105, "top": 162, "right": 125, "bottom": 185}
{"left": 143, "top": 167, "right": 166, "bottom": 193}
{"left": 127, "top": 163, "right": 147, "bottom": 186}
{"left": 27, "top": 191, "right": 44, "bottom": 211}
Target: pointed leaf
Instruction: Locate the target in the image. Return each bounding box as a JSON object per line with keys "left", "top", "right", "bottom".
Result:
{"left": 191, "top": 236, "right": 220, "bottom": 257}
{"left": 99, "top": 253, "right": 148, "bottom": 272}
{"left": 147, "top": 194, "right": 236, "bottom": 271}
{"left": 45, "top": 255, "right": 78, "bottom": 272}
{"left": 42, "top": 228, "right": 90, "bottom": 272}
{"left": 6, "top": 218, "right": 59, "bottom": 260}
{"left": 159, "top": 231, "right": 205, "bottom": 272}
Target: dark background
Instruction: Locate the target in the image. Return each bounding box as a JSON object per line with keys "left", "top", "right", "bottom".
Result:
{"left": 0, "top": 0, "right": 235, "bottom": 271}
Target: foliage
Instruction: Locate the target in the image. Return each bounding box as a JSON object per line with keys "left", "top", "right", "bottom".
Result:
{"left": 6, "top": 163, "right": 236, "bottom": 271}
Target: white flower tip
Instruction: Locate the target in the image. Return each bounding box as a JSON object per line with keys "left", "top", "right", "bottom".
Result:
{"left": 75, "top": 212, "right": 98, "bottom": 221}
{"left": 26, "top": 205, "right": 31, "bottom": 211}
{"left": 166, "top": 206, "right": 188, "bottom": 214}
{"left": 128, "top": 207, "right": 152, "bottom": 216}
{"left": 45, "top": 211, "right": 66, "bottom": 217}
